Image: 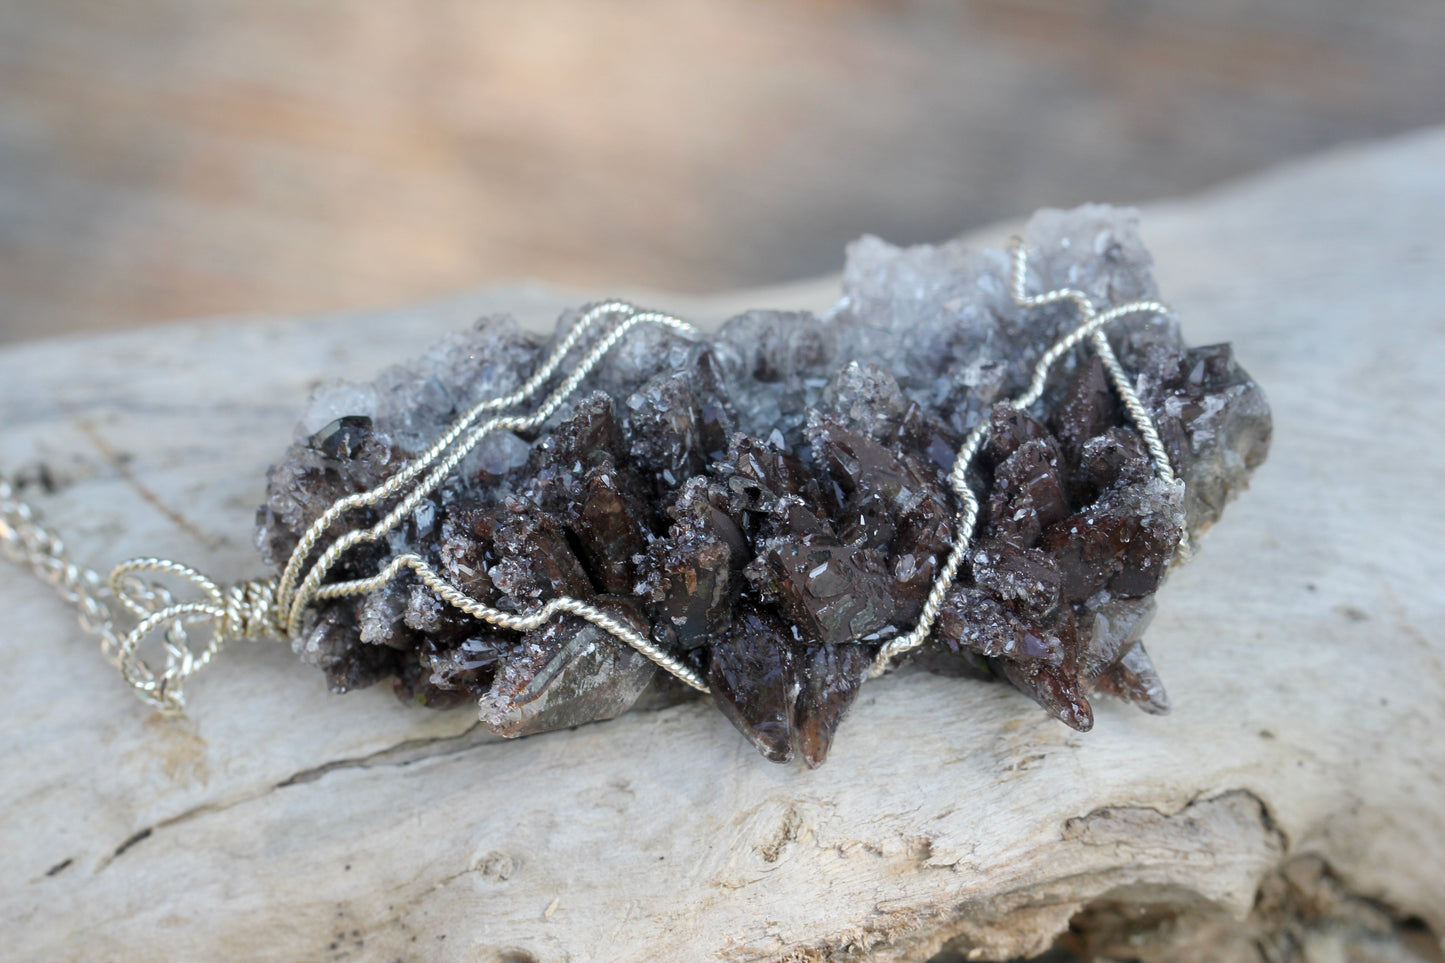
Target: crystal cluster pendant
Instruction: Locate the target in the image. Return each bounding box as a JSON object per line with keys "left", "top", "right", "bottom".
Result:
{"left": 257, "top": 205, "right": 1270, "bottom": 766}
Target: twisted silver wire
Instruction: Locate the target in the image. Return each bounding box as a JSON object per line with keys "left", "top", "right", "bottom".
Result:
{"left": 1, "top": 241, "right": 1184, "bottom": 709}
{"left": 278, "top": 306, "right": 699, "bottom": 635}
{"left": 275, "top": 301, "right": 640, "bottom": 623}
{"left": 317, "top": 553, "right": 707, "bottom": 691}
{"left": 868, "top": 239, "right": 1179, "bottom": 676}
{"left": 0, "top": 479, "right": 278, "bottom": 711}
{"left": 278, "top": 302, "right": 713, "bottom": 690}
{"left": 1, "top": 304, "right": 714, "bottom": 709}
{"left": 1005, "top": 243, "right": 1177, "bottom": 485}
{"left": 1006, "top": 241, "right": 1189, "bottom": 558}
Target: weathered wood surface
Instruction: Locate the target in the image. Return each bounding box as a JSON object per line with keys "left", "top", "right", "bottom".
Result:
{"left": 2, "top": 129, "right": 1444, "bottom": 962}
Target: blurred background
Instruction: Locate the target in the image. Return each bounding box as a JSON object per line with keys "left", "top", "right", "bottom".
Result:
{"left": 2, "top": 0, "right": 1443, "bottom": 344}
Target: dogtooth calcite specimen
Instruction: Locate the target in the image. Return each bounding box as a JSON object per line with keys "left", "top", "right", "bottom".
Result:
{"left": 257, "top": 205, "right": 1270, "bottom": 766}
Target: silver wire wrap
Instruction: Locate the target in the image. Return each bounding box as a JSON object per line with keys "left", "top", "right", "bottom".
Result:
{"left": 0, "top": 239, "right": 1181, "bottom": 710}
{"left": 867, "top": 239, "right": 1180, "bottom": 675}
{"left": 0, "top": 478, "right": 279, "bottom": 711}
{"left": 273, "top": 301, "right": 712, "bottom": 692}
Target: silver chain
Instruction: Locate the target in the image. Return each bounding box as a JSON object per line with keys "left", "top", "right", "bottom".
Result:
{"left": 0, "top": 477, "right": 281, "bottom": 712}
{"left": 0, "top": 477, "right": 121, "bottom": 653}
{"left": 0, "top": 240, "right": 1181, "bottom": 710}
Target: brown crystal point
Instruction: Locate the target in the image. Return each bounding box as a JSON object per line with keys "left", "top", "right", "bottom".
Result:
{"left": 623, "top": 371, "right": 713, "bottom": 489}
{"left": 1040, "top": 480, "right": 1182, "bottom": 602}
{"left": 997, "top": 657, "right": 1095, "bottom": 732}
{"left": 489, "top": 500, "right": 595, "bottom": 603}
{"left": 1093, "top": 642, "right": 1170, "bottom": 714}
{"left": 1074, "top": 427, "right": 1153, "bottom": 504}
{"left": 1049, "top": 355, "right": 1119, "bottom": 463}
{"left": 686, "top": 345, "right": 739, "bottom": 461}
{"left": 708, "top": 606, "right": 872, "bottom": 766}
{"left": 1145, "top": 343, "right": 1272, "bottom": 535}
{"left": 479, "top": 599, "right": 657, "bottom": 738}
{"left": 436, "top": 506, "right": 501, "bottom": 604}
{"left": 793, "top": 642, "right": 872, "bottom": 768}
{"left": 986, "top": 402, "right": 1052, "bottom": 463}
{"left": 570, "top": 464, "right": 653, "bottom": 594}
{"left": 808, "top": 411, "right": 936, "bottom": 507}
{"left": 717, "top": 433, "right": 818, "bottom": 521}
{"left": 746, "top": 525, "right": 897, "bottom": 645}
{"left": 258, "top": 414, "right": 402, "bottom": 567}
{"left": 300, "top": 601, "right": 401, "bottom": 694}
{"left": 392, "top": 588, "right": 513, "bottom": 706}
{"left": 933, "top": 586, "right": 1063, "bottom": 664}
{"left": 635, "top": 477, "right": 742, "bottom": 649}
{"left": 529, "top": 390, "right": 627, "bottom": 473}
{"left": 971, "top": 539, "right": 1063, "bottom": 622}
{"left": 806, "top": 399, "right": 955, "bottom": 624}
{"left": 986, "top": 436, "right": 1071, "bottom": 547}
{"left": 1082, "top": 596, "right": 1157, "bottom": 681}
{"left": 637, "top": 533, "right": 733, "bottom": 650}
{"left": 415, "top": 634, "right": 509, "bottom": 702}
{"left": 708, "top": 605, "right": 798, "bottom": 762}
{"left": 886, "top": 545, "right": 939, "bottom": 615}
{"left": 995, "top": 609, "right": 1094, "bottom": 731}
{"left": 1078, "top": 596, "right": 1170, "bottom": 714}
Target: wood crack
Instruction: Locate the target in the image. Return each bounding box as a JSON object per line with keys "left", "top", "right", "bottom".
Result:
{"left": 273, "top": 720, "right": 490, "bottom": 788}
{"left": 95, "top": 721, "right": 490, "bottom": 871}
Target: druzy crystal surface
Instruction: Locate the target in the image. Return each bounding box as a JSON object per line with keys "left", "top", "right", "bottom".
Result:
{"left": 257, "top": 205, "right": 1270, "bottom": 766}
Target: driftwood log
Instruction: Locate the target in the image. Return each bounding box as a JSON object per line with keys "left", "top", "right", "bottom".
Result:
{"left": 2, "top": 129, "right": 1444, "bottom": 962}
